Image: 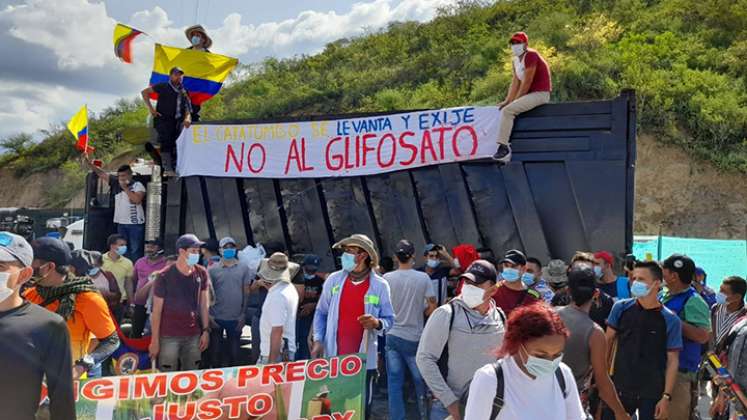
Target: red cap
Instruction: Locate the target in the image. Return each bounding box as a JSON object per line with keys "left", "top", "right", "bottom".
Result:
{"left": 510, "top": 31, "right": 528, "bottom": 44}
{"left": 594, "top": 251, "right": 613, "bottom": 266}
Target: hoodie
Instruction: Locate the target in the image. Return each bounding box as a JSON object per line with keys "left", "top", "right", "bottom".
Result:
{"left": 416, "top": 297, "right": 505, "bottom": 408}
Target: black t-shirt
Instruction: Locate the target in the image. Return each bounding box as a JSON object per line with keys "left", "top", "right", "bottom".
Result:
{"left": 152, "top": 82, "right": 191, "bottom": 119}
{"left": 612, "top": 302, "right": 670, "bottom": 398}
{"left": 598, "top": 281, "right": 618, "bottom": 298}
{"left": 296, "top": 274, "right": 325, "bottom": 307}
{"left": 0, "top": 301, "right": 75, "bottom": 420}
{"left": 417, "top": 265, "right": 451, "bottom": 306}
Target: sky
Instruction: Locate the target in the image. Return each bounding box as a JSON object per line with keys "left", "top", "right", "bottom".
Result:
{"left": 0, "top": 0, "right": 457, "bottom": 140}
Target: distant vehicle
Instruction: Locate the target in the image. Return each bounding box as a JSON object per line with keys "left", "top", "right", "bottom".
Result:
{"left": 45, "top": 216, "right": 82, "bottom": 229}
{"left": 63, "top": 218, "right": 85, "bottom": 250}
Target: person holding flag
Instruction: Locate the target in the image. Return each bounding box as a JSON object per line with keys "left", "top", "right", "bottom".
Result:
{"left": 141, "top": 67, "right": 192, "bottom": 176}
{"left": 184, "top": 24, "right": 212, "bottom": 122}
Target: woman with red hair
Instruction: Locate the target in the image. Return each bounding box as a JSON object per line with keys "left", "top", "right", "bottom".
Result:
{"left": 464, "top": 304, "right": 584, "bottom": 419}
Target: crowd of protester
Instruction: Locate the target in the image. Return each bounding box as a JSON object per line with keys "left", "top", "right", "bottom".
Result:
{"left": 1, "top": 228, "right": 747, "bottom": 420}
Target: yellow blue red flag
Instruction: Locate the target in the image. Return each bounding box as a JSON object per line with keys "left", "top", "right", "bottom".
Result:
{"left": 113, "top": 23, "right": 144, "bottom": 63}
{"left": 149, "top": 43, "right": 238, "bottom": 105}
{"left": 67, "top": 105, "right": 93, "bottom": 154}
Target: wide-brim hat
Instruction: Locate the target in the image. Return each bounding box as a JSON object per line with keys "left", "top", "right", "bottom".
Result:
{"left": 333, "top": 234, "right": 379, "bottom": 268}
{"left": 185, "top": 24, "right": 213, "bottom": 49}
{"left": 543, "top": 259, "right": 569, "bottom": 284}
{"left": 258, "top": 252, "right": 292, "bottom": 283}
{"left": 316, "top": 384, "right": 330, "bottom": 397}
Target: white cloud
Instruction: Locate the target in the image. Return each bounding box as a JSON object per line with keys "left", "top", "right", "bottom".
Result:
{"left": 0, "top": 0, "right": 457, "bottom": 139}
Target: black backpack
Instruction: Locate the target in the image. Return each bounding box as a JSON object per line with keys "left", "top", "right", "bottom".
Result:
{"left": 489, "top": 358, "right": 567, "bottom": 419}
{"left": 437, "top": 302, "right": 506, "bottom": 380}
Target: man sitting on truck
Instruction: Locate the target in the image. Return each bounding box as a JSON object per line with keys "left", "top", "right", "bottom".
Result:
{"left": 494, "top": 31, "right": 552, "bottom": 163}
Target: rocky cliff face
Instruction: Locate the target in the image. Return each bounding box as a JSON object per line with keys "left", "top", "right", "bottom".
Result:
{"left": 0, "top": 137, "right": 745, "bottom": 238}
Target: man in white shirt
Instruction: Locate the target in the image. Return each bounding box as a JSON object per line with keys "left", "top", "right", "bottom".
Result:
{"left": 88, "top": 162, "right": 146, "bottom": 261}
{"left": 258, "top": 252, "right": 299, "bottom": 364}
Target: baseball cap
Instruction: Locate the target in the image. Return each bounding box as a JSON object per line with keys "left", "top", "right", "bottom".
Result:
{"left": 593, "top": 251, "right": 614, "bottom": 266}
{"left": 501, "top": 249, "right": 527, "bottom": 266}
{"left": 0, "top": 231, "right": 33, "bottom": 267}
{"left": 510, "top": 31, "right": 528, "bottom": 44}
{"left": 31, "top": 237, "right": 72, "bottom": 267}
{"left": 395, "top": 239, "right": 415, "bottom": 257}
{"left": 201, "top": 238, "right": 219, "bottom": 253}
{"left": 460, "top": 260, "right": 498, "bottom": 284}
{"left": 176, "top": 234, "right": 205, "bottom": 250}
{"left": 662, "top": 254, "right": 696, "bottom": 284}
{"left": 423, "top": 243, "right": 441, "bottom": 256}
{"left": 144, "top": 238, "right": 162, "bottom": 247}
{"left": 219, "top": 237, "right": 237, "bottom": 248}
{"left": 302, "top": 254, "right": 321, "bottom": 269}
{"left": 169, "top": 66, "right": 184, "bottom": 75}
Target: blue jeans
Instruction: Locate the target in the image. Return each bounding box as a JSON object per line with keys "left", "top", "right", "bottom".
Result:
{"left": 210, "top": 319, "right": 241, "bottom": 367}
{"left": 386, "top": 335, "right": 428, "bottom": 420}
{"left": 429, "top": 399, "right": 451, "bottom": 420}
{"left": 117, "top": 223, "right": 144, "bottom": 262}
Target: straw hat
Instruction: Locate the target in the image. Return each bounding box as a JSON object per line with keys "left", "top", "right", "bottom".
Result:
{"left": 333, "top": 234, "right": 379, "bottom": 268}
{"left": 185, "top": 24, "right": 213, "bottom": 49}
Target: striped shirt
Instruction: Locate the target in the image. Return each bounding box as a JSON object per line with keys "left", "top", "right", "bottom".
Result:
{"left": 713, "top": 303, "right": 747, "bottom": 347}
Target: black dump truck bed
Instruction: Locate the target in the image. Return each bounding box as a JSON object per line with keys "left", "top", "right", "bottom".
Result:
{"left": 84, "top": 90, "right": 636, "bottom": 270}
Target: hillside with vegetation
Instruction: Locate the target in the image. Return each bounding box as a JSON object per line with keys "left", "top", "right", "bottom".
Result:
{"left": 1, "top": 0, "right": 746, "bottom": 212}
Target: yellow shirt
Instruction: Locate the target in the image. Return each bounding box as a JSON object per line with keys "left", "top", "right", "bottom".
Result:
{"left": 102, "top": 253, "right": 133, "bottom": 302}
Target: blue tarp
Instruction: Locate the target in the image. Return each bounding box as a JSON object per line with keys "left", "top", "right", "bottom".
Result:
{"left": 633, "top": 236, "right": 747, "bottom": 287}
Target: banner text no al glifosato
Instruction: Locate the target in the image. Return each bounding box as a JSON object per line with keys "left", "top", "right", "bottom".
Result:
{"left": 177, "top": 106, "right": 502, "bottom": 178}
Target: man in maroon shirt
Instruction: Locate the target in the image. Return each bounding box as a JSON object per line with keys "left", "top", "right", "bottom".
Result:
{"left": 148, "top": 234, "right": 210, "bottom": 372}
{"left": 491, "top": 249, "right": 541, "bottom": 316}
{"left": 494, "top": 31, "right": 552, "bottom": 163}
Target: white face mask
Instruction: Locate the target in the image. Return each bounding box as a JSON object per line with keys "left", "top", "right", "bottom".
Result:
{"left": 461, "top": 284, "right": 487, "bottom": 308}
{"left": 0, "top": 272, "right": 14, "bottom": 303}
{"left": 511, "top": 43, "right": 526, "bottom": 57}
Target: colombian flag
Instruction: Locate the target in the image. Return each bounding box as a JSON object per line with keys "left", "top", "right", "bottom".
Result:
{"left": 149, "top": 44, "right": 238, "bottom": 106}
{"left": 113, "top": 23, "right": 144, "bottom": 64}
{"left": 67, "top": 105, "right": 93, "bottom": 154}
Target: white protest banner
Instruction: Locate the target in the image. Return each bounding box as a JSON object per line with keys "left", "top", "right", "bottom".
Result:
{"left": 176, "top": 106, "right": 502, "bottom": 178}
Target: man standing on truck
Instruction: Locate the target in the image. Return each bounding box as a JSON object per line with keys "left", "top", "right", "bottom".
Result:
{"left": 141, "top": 67, "right": 192, "bottom": 176}
{"left": 86, "top": 162, "right": 146, "bottom": 261}
{"left": 493, "top": 31, "right": 552, "bottom": 163}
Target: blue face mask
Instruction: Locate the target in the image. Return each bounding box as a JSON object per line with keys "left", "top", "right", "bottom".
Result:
{"left": 502, "top": 267, "right": 520, "bottom": 282}
{"left": 88, "top": 267, "right": 100, "bottom": 277}
{"left": 630, "top": 280, "right": 650, "bottom": 298}
{"left": 716, "top": 292, "right": 728, "bottom": 305}
{"left": 426, "top": 259, "right": 440, "bottom": 269}
{"left": 116, "top": 245, "right": 127, "bottom": 256}
{"left": 522, "top": 344, "right": 563, "bottom": 378}
{"left": 222, "top": 248, "right": 237, "bottom": 259}
{"left": 304, "top": 273, "right": 316, "bottom": 280}
{"left": 341, "top": 252, "right": 357, "bottom": 272}
{"left": 187, "top": 252, "right": 200, "bottom": 266}
{"left": 521, "top": 272, "right": 535, "bottom": 287}
{"left": 593, "top": 266, "right": 603, "bottom": 278}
